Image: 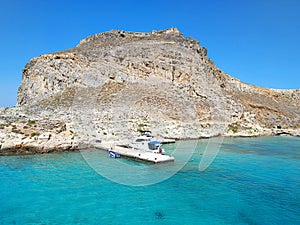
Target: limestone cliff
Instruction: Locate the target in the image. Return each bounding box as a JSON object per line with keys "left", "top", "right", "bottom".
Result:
{"left": 1, "top": 28, "right": 299, "bottom": 155}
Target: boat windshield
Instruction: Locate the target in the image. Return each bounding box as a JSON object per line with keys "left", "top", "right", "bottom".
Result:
{"left": 148, "top": 141, "right": 161, "bottom": 150}
{"left": 135, "top": 138, "right": 147, "bottom": 142}
{"left": 135, "top": 136, "right": 151, "bottom": 142}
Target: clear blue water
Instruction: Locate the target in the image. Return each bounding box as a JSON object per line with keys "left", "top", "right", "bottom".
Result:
{"left": 0, "top": 136, "right": 299, "bottom": 225}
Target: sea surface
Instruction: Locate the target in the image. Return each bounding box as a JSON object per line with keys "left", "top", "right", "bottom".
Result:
{"left": 0, "top": 136, "right": 299, "bottom": 225}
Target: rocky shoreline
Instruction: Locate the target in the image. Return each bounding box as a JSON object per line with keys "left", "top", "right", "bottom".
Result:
{"left": 1, "top": 106, "right": 299, "bottom": 156}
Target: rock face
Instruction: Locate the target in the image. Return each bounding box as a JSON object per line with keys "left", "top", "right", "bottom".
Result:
{"left": 0, "top": 107, "right": 80, "bottom": 155}
{"left": 1, "top": 28, "right": 300, "bottom": 155}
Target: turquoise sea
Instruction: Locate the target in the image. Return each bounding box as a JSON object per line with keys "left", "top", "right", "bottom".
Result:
{"left": 0, "top": 136, "right": 299, "bottom": 225}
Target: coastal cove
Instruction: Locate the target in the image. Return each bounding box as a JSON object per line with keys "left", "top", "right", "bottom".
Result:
{"left": 1, "top": 136, "right": 299, "bottom": 224}
{"left": 0, "top": 27, "right": 299, "bottom": 225}
{"left": 1, "top": 0, "right": 300, "bottom": 222}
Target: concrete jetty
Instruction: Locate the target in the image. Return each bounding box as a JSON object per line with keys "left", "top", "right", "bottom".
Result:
{"left": 160, "top": 138, "right": 176, "bottom": 144}
{"left": 95, "top": 141, "right": 175, "bottom": 163}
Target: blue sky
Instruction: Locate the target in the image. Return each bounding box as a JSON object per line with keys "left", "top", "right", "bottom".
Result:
{"left": 0, "top": 0, "right": 299, "bottom": 107}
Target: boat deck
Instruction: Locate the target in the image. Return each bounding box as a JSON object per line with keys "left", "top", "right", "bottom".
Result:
{"left": 95, "top": 141, "right": 175, "bottom": 163}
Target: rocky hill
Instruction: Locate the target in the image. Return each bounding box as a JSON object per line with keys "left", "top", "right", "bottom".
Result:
{"left": 1, "top": 28, "right": 299, "bottom": 155}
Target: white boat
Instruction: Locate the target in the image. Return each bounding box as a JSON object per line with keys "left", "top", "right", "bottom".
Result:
{"left": 130, "top": 135, "right": 165, "bottom": 154}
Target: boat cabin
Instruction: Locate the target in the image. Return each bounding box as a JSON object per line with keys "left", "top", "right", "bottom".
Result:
{"left": 135, "top": 135, "right": 152, "bottom": 142}
{"left": 140, "top": 130, "right": 153, "bottom": 137}
{"left": 148, "top": 141, "right": 162, "bottom": 151}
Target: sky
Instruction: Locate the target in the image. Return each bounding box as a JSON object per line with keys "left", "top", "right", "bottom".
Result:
{"left": 0, "top": 0, "right": 299, "bottom": 107}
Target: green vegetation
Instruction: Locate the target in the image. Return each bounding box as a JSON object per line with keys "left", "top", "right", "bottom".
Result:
{"left": 28, "top": 120, "right": 36, "bottom": 126}
{"left": 138, "top": 123, "right": 148, "bottom": 127}
{"left": 137, "top": 123, "right": 148, "bottom": 132}
{"left": 200, "top": 123, "right": 210, "bottom": 129}
{"left": 30, "top": 132, "right": 37, "bottom": 138}
{"left": 12, "top": 128, "right": 23, "bottom": 134}
{"left": 227, "top": 123, "right": 238, "bottom": 133}
{"left": 240, "top": 113, "right": 245, "bottom": 119}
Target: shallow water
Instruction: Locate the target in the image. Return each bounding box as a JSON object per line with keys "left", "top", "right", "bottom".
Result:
{"left": 0, "top": 136, "right": 299, "bottom": 224}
